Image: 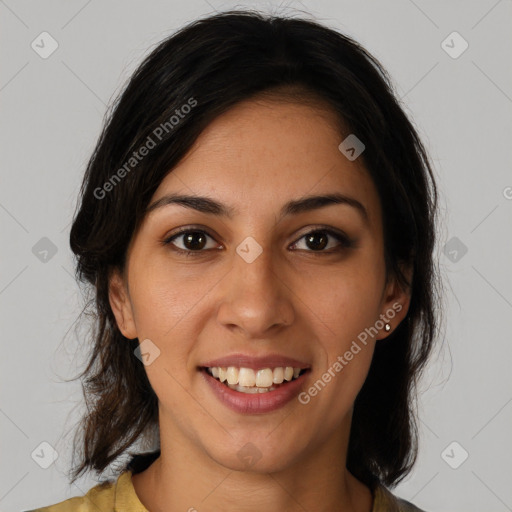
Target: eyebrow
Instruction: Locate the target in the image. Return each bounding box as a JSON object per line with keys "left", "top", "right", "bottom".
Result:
{"left": 146, "top": 192, "right": 368, "bottom": 224}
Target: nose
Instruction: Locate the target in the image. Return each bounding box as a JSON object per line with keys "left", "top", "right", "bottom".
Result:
{"left": 216, "top": 242, "right": 295, "bottom": 339}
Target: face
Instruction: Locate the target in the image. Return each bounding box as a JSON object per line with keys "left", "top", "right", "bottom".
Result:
{"left": 109, "top": 96, "right": 410, "bottom": 474}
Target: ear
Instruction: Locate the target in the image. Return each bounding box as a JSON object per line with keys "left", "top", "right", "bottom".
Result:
{"left": 377, "top": 264, "right": 412, "bottom": 341}
{"left": 108, "top": 267, "right": 138, "bottom": 340}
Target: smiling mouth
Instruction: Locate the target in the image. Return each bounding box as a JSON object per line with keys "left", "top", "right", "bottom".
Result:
{"left": 204, "top": 366, "right": 308, "bottom": 394}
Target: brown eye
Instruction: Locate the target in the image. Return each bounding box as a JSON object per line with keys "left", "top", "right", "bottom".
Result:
{"left": 305, "top": 232, "right": 329, "bottom": 251}
{"left": 181, "top": 231, "right": 208, "bottom": 250}
{"left": 291, "top": 229, "right": 354, "bottom": 252}
{"left": 164, "top": 229, "right": 219, "bottom": 254}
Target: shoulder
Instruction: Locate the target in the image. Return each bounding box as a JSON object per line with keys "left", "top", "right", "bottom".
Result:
{"left": 373, "top": 484, "right": 427, "bottom": 512}
{"left": 24, "top": 452, "right": 158, "bottom": 512}
{"left": 23, "top": 476, "right": 118, "bottom": 512}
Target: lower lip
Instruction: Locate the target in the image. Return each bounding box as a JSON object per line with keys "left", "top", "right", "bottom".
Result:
{"left": 201, "top": 369, "right": 308, "bottom": 414}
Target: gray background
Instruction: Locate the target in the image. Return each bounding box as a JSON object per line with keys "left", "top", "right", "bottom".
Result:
{"left": 1, "top": 1, "right": 511, "bottom": 511}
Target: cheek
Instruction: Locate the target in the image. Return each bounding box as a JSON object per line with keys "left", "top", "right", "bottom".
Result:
{"left": 126, "top": 262, "right": 209, "bottom": 414}
{"left": 298, "top": 260, "right": 383, "bottom": 401}
{"left": 299, "top": 261, "right": 385, "bottom": 339}
{"left": 128, "top": 258, "right": 212, "bottom": 342}
{"left": 302, "top": 319, "right": 377, "bottom": 430}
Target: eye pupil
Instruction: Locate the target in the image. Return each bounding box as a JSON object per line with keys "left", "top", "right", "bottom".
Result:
{"left": 184, "top": 232, "right": 207, "bottom": 250}
{"left": 306, "top": 232, "right": 328, "bottom": 251}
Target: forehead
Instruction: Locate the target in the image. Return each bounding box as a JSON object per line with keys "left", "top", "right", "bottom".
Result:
{"left": 150, "top": 98, "right": 381, "bottom": 227}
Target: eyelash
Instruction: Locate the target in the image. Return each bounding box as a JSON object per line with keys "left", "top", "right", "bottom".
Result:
{"left": 161, "top": 226, "right": 356, "bottom": 257}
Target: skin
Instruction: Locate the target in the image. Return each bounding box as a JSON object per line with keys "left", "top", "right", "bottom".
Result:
{"left": 109, "top": 95, "right": 411, "bottom": 512}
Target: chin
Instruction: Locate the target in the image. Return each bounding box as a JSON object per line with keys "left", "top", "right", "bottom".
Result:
{"left": 203, "top": 430, "right": 308, "bottom": 474}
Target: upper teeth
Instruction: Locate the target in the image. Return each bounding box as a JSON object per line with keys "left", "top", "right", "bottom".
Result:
{"left": 208, "top": 366, "right": 302, "bottom": 387}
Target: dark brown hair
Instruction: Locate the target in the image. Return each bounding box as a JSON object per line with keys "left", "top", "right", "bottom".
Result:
{"left": 67, "top": 9, "right": 441, "bottom": 487}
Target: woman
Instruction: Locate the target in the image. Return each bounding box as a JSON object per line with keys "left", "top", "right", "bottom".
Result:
{"left": 30, "top": 9, "right": 441, "bottom": 512}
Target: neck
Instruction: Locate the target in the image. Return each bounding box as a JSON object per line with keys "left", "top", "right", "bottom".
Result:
{"left": 132, "top": 416, "right": 372, "bottom": 512}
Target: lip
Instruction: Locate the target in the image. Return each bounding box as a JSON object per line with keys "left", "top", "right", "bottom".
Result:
{"left": 201, "top": 368, "right": 309, "bottom": 414}
{"left": 201, "top": 353, "right": 311, "bottom": 371}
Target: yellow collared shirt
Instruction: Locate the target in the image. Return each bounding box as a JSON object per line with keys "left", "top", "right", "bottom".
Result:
{"left": 26, "top": 470, "right": 425, "bottom": 512}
